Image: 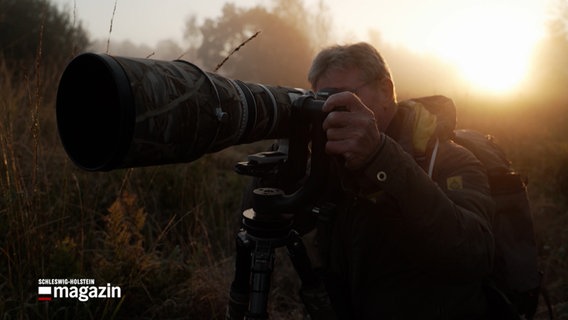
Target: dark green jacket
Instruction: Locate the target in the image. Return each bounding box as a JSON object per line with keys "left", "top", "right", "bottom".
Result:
{"left": 321, "top": 96, "right": 495, "bottom": 319}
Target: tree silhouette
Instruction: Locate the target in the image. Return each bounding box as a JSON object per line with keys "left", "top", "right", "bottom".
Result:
{"left": 0, "top": 0, "right": 88, "bottom": 73}
{"left": 184, "top": 0, "right": 330, "bottom": 88}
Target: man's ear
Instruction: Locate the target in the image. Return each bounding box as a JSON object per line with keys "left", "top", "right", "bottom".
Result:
{"left": 379, "top": 77, "right": 395, "bottom": 102}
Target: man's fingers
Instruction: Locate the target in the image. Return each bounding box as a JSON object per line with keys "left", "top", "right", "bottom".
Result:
{"left": 323, "top": 110, "right": 375, "bottom": 132}
{"left": 321, "top": 91, "right": 365, "bottom": 113}
{"left": 322, "top": 110, "right": 349, "bottom": 131}
{"left": 319, "top": 91, "right": 381, "bottom": 170}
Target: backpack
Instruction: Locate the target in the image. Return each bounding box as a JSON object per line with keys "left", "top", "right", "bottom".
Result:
{"left": 407, "top": 95, "right": 546, "bottom": 318}
{"left": 452, "top": 129, "right": 543, "bottom": 319}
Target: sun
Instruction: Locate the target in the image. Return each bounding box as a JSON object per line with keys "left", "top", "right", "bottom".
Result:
{"left": 425, "top": 3, "right": 545, "bottom": 95}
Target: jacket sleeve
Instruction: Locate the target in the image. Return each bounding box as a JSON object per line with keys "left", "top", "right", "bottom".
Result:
{"left": 357, "top": 133, "right": 495, "bottom": 282}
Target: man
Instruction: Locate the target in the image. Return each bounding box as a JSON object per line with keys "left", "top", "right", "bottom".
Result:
{"left": 307, "top": 42, "right": 495, "bottom": 319}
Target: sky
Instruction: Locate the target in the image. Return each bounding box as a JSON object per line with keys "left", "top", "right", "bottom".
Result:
{"left": 51, "top": 0, "right": 556, "bottom": 94}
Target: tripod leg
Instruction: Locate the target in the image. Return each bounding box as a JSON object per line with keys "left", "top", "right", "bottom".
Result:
{"left": 287, "top": 231, "right": 336, "bottom": 320}
{"left": 246, "top": 239, "right": 275, "bottom": 320}
{"left": 227, "top": 231, "right": 252, "bottom": 320}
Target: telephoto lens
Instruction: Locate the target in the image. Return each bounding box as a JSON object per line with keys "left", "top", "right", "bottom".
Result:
{"left": 56, "top": 53, "right": 305, "bottom": 171}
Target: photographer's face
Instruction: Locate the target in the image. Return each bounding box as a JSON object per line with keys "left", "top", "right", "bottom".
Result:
{"left": 313, "top": 66, "right": 394, "bottom": 131}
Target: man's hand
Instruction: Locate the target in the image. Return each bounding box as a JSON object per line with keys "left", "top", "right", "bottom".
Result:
{"left": 322, "top": 91, "right": 382, "bottom": 170}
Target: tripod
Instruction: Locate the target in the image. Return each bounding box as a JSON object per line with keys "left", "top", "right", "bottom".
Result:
{"left": 226, "top": 187, "right": 335, "bottom": 320}
{"left": 226, "top": 94, "right": 337, "bottom": 320}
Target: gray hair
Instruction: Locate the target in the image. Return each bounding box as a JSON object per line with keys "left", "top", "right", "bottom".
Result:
{"left": 308, "top": 42, "right": 393, "bottom": 89}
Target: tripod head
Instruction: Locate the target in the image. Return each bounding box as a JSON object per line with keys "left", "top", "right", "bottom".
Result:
{"left": 235, "top": 92, "right": 330, "bottom": 216}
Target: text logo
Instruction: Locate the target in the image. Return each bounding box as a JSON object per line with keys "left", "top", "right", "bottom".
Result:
{"left": 37, "top": 279, "right": 122, "bottom": 302}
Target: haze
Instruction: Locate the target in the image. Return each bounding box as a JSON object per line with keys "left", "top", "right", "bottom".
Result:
{"left": 52, "top": 0, "right": 554, "bottom": 96}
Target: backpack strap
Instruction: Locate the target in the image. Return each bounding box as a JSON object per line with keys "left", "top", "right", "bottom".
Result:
{"left": 427, "top": 138, "right": 440, "bottom": 178}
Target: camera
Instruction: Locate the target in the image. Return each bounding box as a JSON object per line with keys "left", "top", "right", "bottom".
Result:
{"left": 57, "top": 53, "right": 336, "bottom": 319}
{"left": 56, "top": 53, "right": 327, "bottom": 172}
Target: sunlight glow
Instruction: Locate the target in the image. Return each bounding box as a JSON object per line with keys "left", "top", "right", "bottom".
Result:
{"left": 424, "top": 3, "right": 545, "bottom": 95}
